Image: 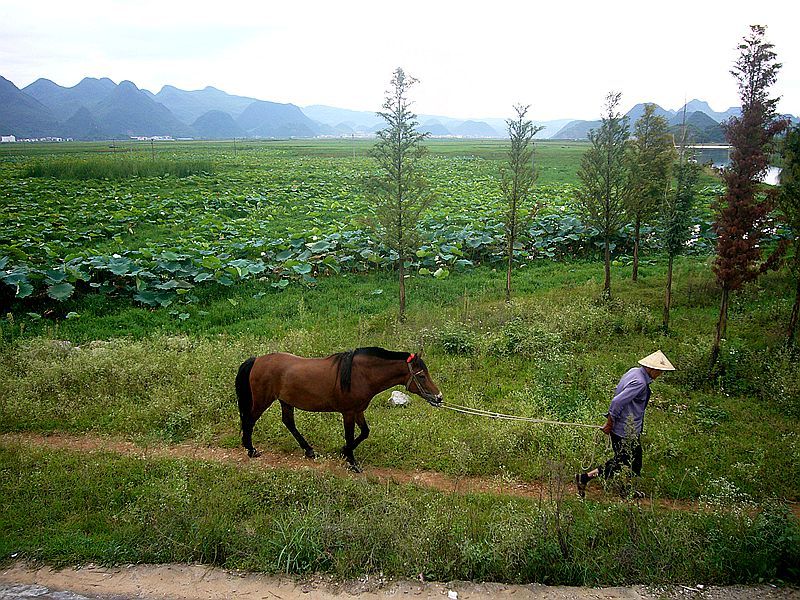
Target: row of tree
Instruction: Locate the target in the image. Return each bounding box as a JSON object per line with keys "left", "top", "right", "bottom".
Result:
{"left": 370, "top": 26, "right": 800, "bottom": 363}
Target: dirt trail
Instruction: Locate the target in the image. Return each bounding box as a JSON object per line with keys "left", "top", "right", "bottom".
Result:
{"left": 2, "top": 432, "right": 798, "bottom": 518}
{"left": 1, "top": 432, "right": 675, "bottom": 508}
{"left": 1, "top": 562, "right": 798, "bottom": 600}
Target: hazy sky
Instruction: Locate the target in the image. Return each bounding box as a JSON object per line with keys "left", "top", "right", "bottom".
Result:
{"left": 1, "top": 0, "right": 798, "bottom": 121}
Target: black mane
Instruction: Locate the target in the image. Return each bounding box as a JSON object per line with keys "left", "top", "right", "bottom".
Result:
{"left": 332, "top": 347, "right": 414, "bottom": 392}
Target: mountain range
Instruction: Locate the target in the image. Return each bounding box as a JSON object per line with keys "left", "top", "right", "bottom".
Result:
{"left": 1, "top": 75, "right": 796, "bottom": 143}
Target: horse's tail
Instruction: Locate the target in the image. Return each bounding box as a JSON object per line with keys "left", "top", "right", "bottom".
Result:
{"left": 235, "top": 357, "right": 256, "bottom": 432}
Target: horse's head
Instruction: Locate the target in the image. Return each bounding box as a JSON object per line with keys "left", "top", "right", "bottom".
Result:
{"left": 405, "top": 353, "right": 443, "bottom": 407}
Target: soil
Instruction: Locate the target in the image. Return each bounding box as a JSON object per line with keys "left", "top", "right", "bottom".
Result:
{"left": 1, "top": 562, "right": 798, "bottom": 600}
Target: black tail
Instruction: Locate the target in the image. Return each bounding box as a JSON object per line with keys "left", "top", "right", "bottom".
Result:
{"left": 235, "top": 357, "right": 256, "bottom": 433}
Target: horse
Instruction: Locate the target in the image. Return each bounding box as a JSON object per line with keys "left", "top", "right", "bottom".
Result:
{"left": 235, "top": 347, "right": 443, "bottom": 471}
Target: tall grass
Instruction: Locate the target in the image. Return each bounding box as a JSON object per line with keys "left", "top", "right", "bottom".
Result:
{"left": 1, "top": 444, "right": 797, "bottom": 584}
{"left": 24, "top": 157, "right": 214, "bottom": 179}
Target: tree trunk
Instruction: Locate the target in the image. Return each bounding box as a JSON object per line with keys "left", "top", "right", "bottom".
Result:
{"left": 506, "top": 231, "right": 514, "bottom": 303}
{"left": 398, "top": 256, "right": 406, "bottom": 322}
{"left": 711, "top": 286, "right": 730, "bottom": 368}
{"left": 632, "top": 215, "right": 641, "bottom": 282}
{"left": 663, "top": 254, "right": 674, "bottom": 331}
{"left": 603, "top": 236, "right": 612, "bottom": 300}
{"left": 788, "top": 271, "right": 800, "bottom": 349}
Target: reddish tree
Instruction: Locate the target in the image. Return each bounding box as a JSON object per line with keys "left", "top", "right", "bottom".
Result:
{"left": 711, "top": 25, "right": 788, "bottom": 366}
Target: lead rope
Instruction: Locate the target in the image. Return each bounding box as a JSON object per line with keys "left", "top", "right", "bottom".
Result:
{"left": 436, "top": 401, "right": 609, "bottom": 472}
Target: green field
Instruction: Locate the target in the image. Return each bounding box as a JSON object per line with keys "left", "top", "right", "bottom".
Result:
{"left": 0, "top": 139, "right": 798, "bottom": 585}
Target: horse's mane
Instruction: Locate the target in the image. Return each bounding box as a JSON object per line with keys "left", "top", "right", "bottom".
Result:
{"left": 331, "top": 347, "right": 412, "bottom": 392}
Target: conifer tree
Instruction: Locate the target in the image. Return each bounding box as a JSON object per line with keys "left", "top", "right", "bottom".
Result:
{"left": 778, "top": 125, "right": 800, "bottom": 348}
{"left": 577, "top": 92, "right": 630, "bottom": 299}
{"left": 711, "top": 25, "right": 788, "bottom": 365}
{"left": 370, "top": 68, "right": 433, "bottom": 321}
{"left": 626, "top": 104, "right": 675, "bottom": 282}
{"left": 500, "top": 104, "right": 543, "bottom": 302}
{"left": 661, "top": 117, "right": 699, "bottom": 331}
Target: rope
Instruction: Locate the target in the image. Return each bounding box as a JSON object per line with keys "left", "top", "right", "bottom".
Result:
{"left": 436, "top": 401, "right": 609, "bottom": 472}
{"left": 438, "top": 401, "right": 601, "bottom": 429}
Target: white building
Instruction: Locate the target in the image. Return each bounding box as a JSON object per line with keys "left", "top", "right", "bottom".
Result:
{"left": 1, "top": 135, "right": 16, "bottom": 143}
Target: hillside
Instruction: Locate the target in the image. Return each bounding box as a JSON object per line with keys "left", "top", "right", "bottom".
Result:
{"left": 155, "top": 85, "right": 258, "bottom": 123}
{"left": 0, "top": 76, "right": 60, "bottom": 138}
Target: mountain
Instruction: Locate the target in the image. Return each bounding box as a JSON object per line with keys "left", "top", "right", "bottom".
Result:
{"left": 24, "top": 77, "right": 117, "bottom": 122}
{"left": 669, "top": 110, "right": 726, "bottom": 143}
{"left": 419, "top": 120, "right": 453, "bottom": 136}
{"left": 236, "top": 100, "right": 320, "bottom": 138}
{"left": 191, "top": 110, "right": 245, "bottom": 139}
{"left": 552, "top": 120, "right": 602, "bottom": 140}
{"left": 451, "top": 120, "right": 499, "bottom": 137}
{"left": 625, "top": 103, "right": 673, "bottom": 127}
{"left": 302, "top": 105, "right": 383, "bottom": 132}
{"left": 91, "top": 80, "right": 193, "bottom": 139}
{"left": 61, "top": 107, "right": 103, "bottom": 140}
{"left": 155, "top": 85, "right": 257, "bottom": 123}
{"left": 0, "top": 76, "right": 59, "bottom": 137}
{"left": 674, "top": 99, "right": 740, "bottom": 123}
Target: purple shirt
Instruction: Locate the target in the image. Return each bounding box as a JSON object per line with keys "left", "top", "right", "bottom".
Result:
{"left": 607, "top": 366, "right": 653, "bottom": 437}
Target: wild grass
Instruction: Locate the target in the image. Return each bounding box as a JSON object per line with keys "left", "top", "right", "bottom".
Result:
{"left": 24, "top": 156, "right": 214, "bottom": 179}
{"left": 1, "top": 444, "right": 797, "bottom": 584}
{"left": 2, "top": 259, "right": 798, "bottom": 501}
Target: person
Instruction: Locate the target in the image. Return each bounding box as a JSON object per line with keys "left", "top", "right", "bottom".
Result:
{"left": 575, "top": 350, "right": 675, "bottom": 499}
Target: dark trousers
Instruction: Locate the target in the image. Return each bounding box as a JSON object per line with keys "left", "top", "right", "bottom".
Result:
{"left": 598, "top": 433, "right": 642, "bottom": 478}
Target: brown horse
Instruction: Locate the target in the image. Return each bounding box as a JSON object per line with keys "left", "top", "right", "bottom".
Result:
{"left": 235, "top": 347, "right": 443, "bottom": 471}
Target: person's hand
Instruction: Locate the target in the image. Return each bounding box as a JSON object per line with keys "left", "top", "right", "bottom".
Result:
{"left": 601, "top": 416, "right": 613, "bottom": 435}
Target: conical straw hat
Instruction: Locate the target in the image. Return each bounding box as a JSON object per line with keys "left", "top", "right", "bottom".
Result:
{"left": 638, "top": 350, "right": 675, "bottom": 371}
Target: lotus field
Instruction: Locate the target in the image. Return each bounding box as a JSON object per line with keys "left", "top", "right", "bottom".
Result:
{"left": 1, "top": 139, "right": 722, "bottom": 310}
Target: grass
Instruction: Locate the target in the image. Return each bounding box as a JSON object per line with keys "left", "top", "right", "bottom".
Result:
{"left": 1, "top": 444, "right": 797, "bottom": 584}
{"left": 24, "top": 156, "right": 215, "bottom": 179}
{"left": 0, "top": 138, "right": 796, "bottom": 584}
{"left": 2, "top": 258, "right": 798, "bottom": 503}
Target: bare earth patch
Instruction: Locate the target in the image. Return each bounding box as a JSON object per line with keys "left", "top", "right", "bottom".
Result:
{"left": 1, "top": 562, "right": 798, "bottom": 600}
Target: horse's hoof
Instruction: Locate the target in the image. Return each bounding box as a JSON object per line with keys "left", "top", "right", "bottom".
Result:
{"left": 248, "top": 448, "right": 261, "bottom": 458}
{"left": 347, "top": 463, "right": 363, "bottom": 473}
{"left": 305, "top": 449, "right": 316, "bottom": 459}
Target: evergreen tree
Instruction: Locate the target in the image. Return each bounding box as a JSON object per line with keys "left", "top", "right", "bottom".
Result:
{"left": 661, "top": 119, "right": 699, "bottom": 331}
{"left": 500, "top": 104, "right": 543, "bottom": 302}
{"left": 577, "top": 91, "right": 630, "bottom": 299}
{"left": 626, "top": 104, "right": 675, "bottom": 282}
{"left": 711, "top": 25, "right": 788, "bottom": 365}
{"left": 370, "top": 68, "right": 433, "bottom": 321}
{"left": 778, "top": 125, "right": 800, "bottom": 348}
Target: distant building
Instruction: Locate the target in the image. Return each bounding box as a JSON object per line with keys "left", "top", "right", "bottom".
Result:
{"left": 1, "top": 135, "right": 16, "bottom": 143}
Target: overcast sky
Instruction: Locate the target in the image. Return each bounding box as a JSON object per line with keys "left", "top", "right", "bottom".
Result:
{"left": 1, "top": 0, "right": 798, "bottom": 121}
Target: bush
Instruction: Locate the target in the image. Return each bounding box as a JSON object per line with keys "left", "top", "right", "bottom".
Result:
{"left": 25, "top": 157, "right": 214, "bottom": 180}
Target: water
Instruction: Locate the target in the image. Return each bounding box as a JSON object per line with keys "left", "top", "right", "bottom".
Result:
{"left": 691, "top": 147, "right": 781, "bottom": 185}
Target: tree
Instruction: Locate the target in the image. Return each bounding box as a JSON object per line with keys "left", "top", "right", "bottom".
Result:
{"left": 626, "top": 104, "right": 675, "bottom": 282}
{"left": 711, "top": 25, "right": 788, "bottom": 365}
{"left": 661, "top": 115, "right": 699, "bottom": 331}
{"left": 500, "top": 104, "right": 543, "bottom": 302}
{"left": 778, "top": 125, "right": 800, "bottom": 347}
{"left": 577, "top": 91, "right": 630, "bottom": 299}
{"left": 370, "top": 68, "right": 433, "bottom": 321}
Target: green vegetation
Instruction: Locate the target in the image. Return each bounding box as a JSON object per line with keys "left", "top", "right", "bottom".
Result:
{"left": 24, "top": 156, "right": 214, "bottom": 180}
{"left": 0, "top": 138, "right": 797, "bottom": 585}
{"left": 2, "top": 445, "right": 797, "bottom": 583}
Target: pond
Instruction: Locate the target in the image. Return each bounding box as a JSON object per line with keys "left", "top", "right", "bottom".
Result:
{"left": 691, "top": 146, "right": 781, "bottom": 185}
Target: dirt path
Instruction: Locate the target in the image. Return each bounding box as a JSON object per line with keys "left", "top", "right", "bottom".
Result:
{"left": 1, "top": 562, "right": 798, "bottom": 600}
{"left": 2, "top": 432, "right": 799, "bottom": 519}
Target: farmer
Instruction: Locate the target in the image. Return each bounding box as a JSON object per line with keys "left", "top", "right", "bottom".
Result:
{"left": 575, "top": 350, "right": 675, "bottom": 499}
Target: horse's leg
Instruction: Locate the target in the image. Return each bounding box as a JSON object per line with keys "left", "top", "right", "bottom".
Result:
{"left": 340, "top": 412, "right": 361, "bottom": 472}
{"left": 280, "top": 401, "right": 315, "bottom": 459}
{"left": 351, "top": 411, "right": 370, "bottom": 451}
{"left": 245, "top": 401, "right": 272, "bottom": 458}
